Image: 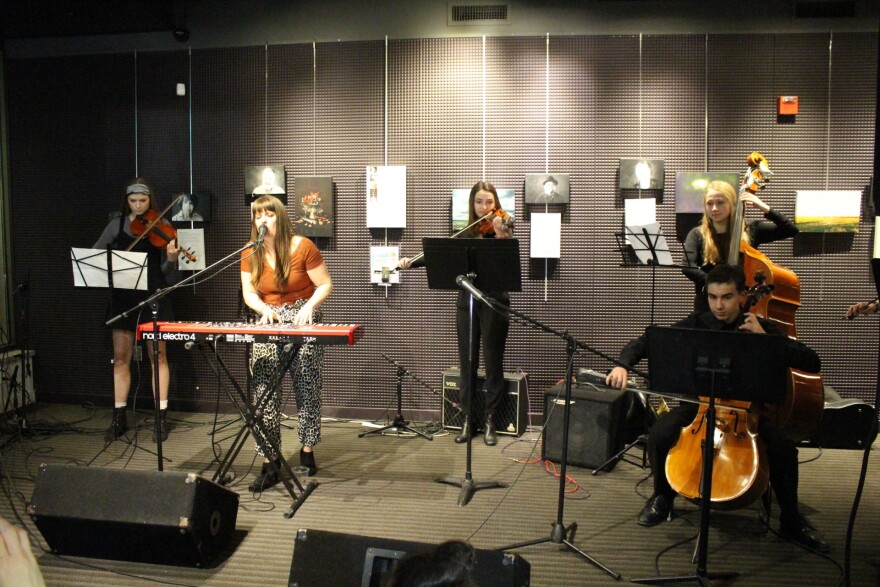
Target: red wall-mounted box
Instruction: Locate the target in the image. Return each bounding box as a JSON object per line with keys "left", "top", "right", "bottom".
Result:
{"left": 778, "top": 96, "right": 799, "bottom": 115}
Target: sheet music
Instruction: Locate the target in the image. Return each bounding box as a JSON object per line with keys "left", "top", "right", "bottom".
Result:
{"left": 71, "top": 248, "right": 148, "bottom": 290}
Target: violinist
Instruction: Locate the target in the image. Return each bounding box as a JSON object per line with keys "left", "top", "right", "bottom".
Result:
{"left": 683, "top": 180, "right": 797, "bottom": 312}
{"left": 398, "top": 181, "right": 512, "bottom": 446}
{"left": 93, "top": 178, "right": 181, "bottom": 443}
{"left": 605, "top": 264, "right": 829, "bottom": 552}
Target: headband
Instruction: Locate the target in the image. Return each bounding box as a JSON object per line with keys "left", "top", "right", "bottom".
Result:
{"left": 126, "top": 183, "right": 151, "bottom": 195}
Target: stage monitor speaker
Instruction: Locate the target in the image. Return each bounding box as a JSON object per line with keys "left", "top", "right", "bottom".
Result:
{"left": 542, "top": 383, "right": 628, "bottom": 470}
{"left": 28, "top": 464, "right": 239, "bottom": 568}
{"left": 287, "top": 528, "right": 530, "bottom": 587}
{"left": 441, "top": 367, "right": 528, "bottom": 436}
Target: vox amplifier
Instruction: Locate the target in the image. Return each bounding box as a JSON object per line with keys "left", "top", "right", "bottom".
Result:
{"left": 441, "top": 367, "right": 528, "bottom": 437}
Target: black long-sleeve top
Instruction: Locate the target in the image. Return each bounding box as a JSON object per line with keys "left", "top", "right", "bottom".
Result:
{"left": 682, "top": 208, "right": 798, "bottom": 293}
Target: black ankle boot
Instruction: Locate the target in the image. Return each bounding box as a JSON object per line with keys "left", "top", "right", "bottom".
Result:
{"left": 300, "top": 448, "right": 318, "bottom": 476}
{"left": 104, "top": 407, "right": 128, "bottom": 443}
{"left": 249, "top": 458, "right": 282, "bottom": 492}
{"left": 484, "top": 415, "right": 497, "bottom": 446}
{"left": 454, "top": 418, "right": 473, "bottom": 444}
{"left": 152, "top": 409, "right": 168, "bottom": 443}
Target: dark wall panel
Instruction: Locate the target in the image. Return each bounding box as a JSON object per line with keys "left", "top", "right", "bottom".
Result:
{"left": 7, "top": 53, "right": 136, "bottom": 402}
{"left": 7, "top": 33, "right": 878, "bottom": 422}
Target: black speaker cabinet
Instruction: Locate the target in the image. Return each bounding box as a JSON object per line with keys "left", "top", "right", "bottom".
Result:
{"left": 28, "top": 464, "right": 239, "bottom": 568}
{"left": 542, "top": 383, "right": 628, "bottom": 469}
{"left": 288, "top": 528, "right": 530, "bottom": 587}
{"left": 441, "top": 367, "right": 528, "bottom": 436}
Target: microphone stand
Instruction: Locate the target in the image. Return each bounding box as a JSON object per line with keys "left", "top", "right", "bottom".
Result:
{"left": 107, "top": 235, "right": 265, "bottom": 471}
{"left": 358, "top": 354, "right": 433, "bottom": 440}
{"left": 11, "top": 272, "right": 32, "bottom": 435}
{"left": 435, "top": 276, "right": 507, "bottom": 505}
{"left": 468, "top": 281, "right": 649, "bottom": 580}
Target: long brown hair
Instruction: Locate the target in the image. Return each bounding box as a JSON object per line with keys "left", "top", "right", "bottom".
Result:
{"left": 698, "top": 180, "right": 750, "bottom": 264}
{"left": 249, "top": 195, "right": 296, "bottom": 291}
{"left": 465, "top": 181, "right": 502, "bottom": 236}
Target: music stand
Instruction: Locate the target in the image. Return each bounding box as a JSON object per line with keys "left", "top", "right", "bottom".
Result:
{"left": 72, "top": 248, "right": 170, "bottom": 466}
{"left": 632, "top": 326, "right": 788, "bottom": 586}
{"left": 71, "top": 247, "right": 148, "bottom": 291}
{"left": 423, "top": 237, "right": 521, "bottom": 506}
{"left": 597, "top": 224, "right": 680, "bottom": 473}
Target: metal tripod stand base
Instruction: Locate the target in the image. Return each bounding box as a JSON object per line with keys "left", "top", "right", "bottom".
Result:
{"left": 500, "top": 522, "right": 621, "bottom": 580}
{"left": 435, "top": 475, "right": 508, "bottom": 506}
{"left": 359, "top": 413, "right": 433, "bottom": 440}
{"left": 631, "top": 570, "right": 739, "bottom": 585}
{"left": 592, "top": 433, "right": 649, "bottom": 475}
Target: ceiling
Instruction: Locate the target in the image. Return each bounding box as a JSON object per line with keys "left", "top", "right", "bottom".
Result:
{"left": 1, "top": 0, "right": 183, "bottom": 41}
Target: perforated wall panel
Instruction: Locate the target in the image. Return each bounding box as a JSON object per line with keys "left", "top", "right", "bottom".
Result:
{"left": 6, "top": 33, "right": 878, "bottom": 424}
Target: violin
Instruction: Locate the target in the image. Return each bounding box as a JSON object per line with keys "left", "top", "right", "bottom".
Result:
{"left": 477, "top": 208, "right": 513, "bottom": 236}
{"left": 399, "top": 209, "right": 510, "bottom": 267}
{"left": 128, "top": 209, "right": 197, "bottom": 264}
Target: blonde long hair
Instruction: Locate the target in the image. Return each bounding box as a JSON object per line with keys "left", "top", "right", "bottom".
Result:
{"left": 698, "top": 180, "right": 750, "bottom": 265}
{"left": 249, "top": 195, "right": 295, "bottom": 291}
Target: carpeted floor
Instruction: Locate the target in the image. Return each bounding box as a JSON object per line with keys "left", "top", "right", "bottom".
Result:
{"left": 1, "top": 403, "right": 878, "bottom": 586}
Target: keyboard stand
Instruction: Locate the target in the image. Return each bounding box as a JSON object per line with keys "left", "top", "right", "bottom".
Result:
{"left": 189, "top": 340, "right": 317, "bottom": 519}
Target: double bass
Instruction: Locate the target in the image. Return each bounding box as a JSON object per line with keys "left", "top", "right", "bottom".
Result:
{"left": 726, "top": 152, "right": 824, "bottom": 442}
{"left": 665, "top": 152, "right": 824, "bottom": 509}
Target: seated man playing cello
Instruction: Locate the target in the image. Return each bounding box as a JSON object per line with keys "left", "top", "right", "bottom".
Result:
{"left": 605, "top": 264, "right": 829, "bottom": 552}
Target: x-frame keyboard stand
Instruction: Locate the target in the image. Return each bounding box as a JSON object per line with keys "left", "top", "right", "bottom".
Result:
{"left": 189, "top": 340, "right": 316, "bottom": 518}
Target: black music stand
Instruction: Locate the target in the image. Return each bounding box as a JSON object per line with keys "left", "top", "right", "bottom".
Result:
{"left": 599, "top": 223, "right": 683, "bottom": 472}
{"left": 424, "top": 237, "right": 521, "bottom": 506}
{"left": 615, "top": 222, "right": 685, "bottom": 325}
{"left": 632, "top": 326, "right": 788, "bottom": 586}
{"left": 74, "top": 248, "right": 171, "bottom": 468}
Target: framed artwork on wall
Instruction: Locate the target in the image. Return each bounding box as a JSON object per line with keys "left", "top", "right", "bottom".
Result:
{"left": 619, "top": 159, "right": 664, "bottom": 190}
{"left": 245, "top": 165, "right": 287, "bottom": 204}
{"left": 293, "top": 177, "right": 334, "bottom": 237}
{"left": 675, "top": 171, "right": 739, "bottom": 213}
{"left": 525, "top": 173, "right": 570, "bottom": 204}
{"left": 366, "top": 165, "right": 407, "bottom": 228}
{"left": 171, "top": 192, "right": 211, "bottom": 223}
{"left": 795, "top": 190, "right": 861, "bottom": 233}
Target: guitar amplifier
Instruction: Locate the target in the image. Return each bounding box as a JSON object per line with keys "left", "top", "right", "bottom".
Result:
{"left": 542, "top": 383, "right": 628, "bottom": 469}
{"left": 441, "top": 368, "right": 528, "bottom": 437}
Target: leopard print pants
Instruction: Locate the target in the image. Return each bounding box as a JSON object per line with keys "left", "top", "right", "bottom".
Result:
{"left": 250, "top": 299, "right": 324, "bottom": 458}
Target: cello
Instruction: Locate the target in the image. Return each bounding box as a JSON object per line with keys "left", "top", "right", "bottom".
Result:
{"left": 664, "top": 278, "right": 774, "bottom": 509}
{"left": 665, "top": 152, "right": 824, "bottom": 509}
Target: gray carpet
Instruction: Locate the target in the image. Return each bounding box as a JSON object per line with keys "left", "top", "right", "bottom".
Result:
{"left": 1, "top": 404, "right": 878, "bottom": 586}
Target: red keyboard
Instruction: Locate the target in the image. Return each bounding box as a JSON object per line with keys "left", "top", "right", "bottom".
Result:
{"left": 137, "top": 321, "right": 363, "bottom": 346}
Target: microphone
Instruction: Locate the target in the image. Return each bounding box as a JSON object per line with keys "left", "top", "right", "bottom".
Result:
{"left": 255, "top": 223, "right": 268, "bottom": 245}
{"left": 455, "top": 275, "right": 487, "bottom": 304}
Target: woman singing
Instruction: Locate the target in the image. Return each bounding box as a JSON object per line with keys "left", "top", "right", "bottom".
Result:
{"left": 94, "top": 178, "right": 180, "bottom": 443}
{"left": 399, "top": 181, "right": 513, "bottom": 446}
{"left": 682, "top": 180, "right": 797, "bottom": 312}
{"left": 240, "top": 195, "right": 333, "bottom": 491}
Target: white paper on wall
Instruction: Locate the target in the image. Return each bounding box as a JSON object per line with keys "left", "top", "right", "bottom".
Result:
{"left": 530, "top": 213, "right": 561, "bottom": 258}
